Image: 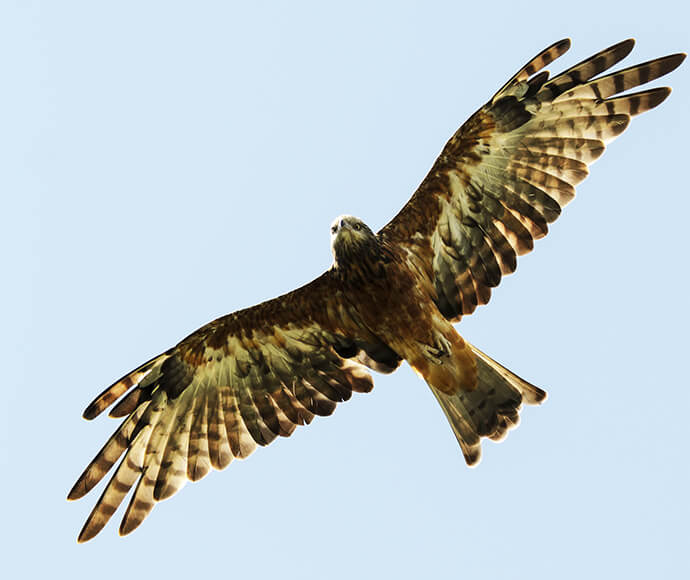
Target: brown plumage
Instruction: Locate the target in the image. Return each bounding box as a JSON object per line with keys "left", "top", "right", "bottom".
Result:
{"left": 69, "top": 39, "right": 685, "bottom": 542}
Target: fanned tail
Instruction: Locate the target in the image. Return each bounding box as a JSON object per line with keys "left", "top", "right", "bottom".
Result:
{"left": 430, "top": 342, "right": 546, "bottom": 465}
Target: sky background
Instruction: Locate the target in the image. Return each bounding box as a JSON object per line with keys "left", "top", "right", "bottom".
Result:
{"left": 3, "top": 1, "right": 689, "bottom": 578}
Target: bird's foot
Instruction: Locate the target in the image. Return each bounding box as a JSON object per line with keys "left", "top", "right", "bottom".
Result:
{"left": 421, "top": 335, "right": 452, "bottom": 365}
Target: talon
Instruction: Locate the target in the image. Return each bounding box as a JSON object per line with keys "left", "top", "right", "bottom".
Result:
{"left": 436, "top": 335, "right": 452, "bottom": 355}
{"left": 421, "top": 342, "right": 448, "bottom": 365}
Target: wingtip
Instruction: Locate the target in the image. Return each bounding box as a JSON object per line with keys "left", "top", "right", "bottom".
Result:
{"left": 67, "top": 479, "right": 86, "bottom": 501}
{"left": 82, "top": 404, "right": 102, "bottom": 421}
{"left": 650, "top": 86, "right": 673, "bottom": 109}
{"left": 619, "top": 38, "right": 636, "bottom": 57}
{"left": 543, "top": 38, "right": 571, "bottom": 59}
{"left": 77, "top": 524, "right": 98, "bottom": 544}
{"left": 664, "top": 52, "right": 687, "bottom": 73}
{"left": 119, "top": 518, "right": 142, "bottom": 538}
{"left": 554, "top": 38, "right": 571, "bottom": 54}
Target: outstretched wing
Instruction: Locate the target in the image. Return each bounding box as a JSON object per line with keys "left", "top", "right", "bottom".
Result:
{"left": 68, "top": 272, "right": 401, "bottom": 542}
{"left": 380, "top": 39, "right": 685, "bottom": 321}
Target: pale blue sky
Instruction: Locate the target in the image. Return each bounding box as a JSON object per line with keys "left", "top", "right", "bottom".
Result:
{"left": 4, "top": 1, "right": 689, "bottom": 578}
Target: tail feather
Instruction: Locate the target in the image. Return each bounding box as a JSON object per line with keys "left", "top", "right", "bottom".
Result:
{"left": 431, "top": 342, "right": 545, "bottom": 465}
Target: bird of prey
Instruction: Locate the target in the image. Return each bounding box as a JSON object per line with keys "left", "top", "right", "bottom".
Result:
{"left": 69, "top": 39, "right": 685, "bottom": 542}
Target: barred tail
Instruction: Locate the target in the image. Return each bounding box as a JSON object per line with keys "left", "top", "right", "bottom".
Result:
{"left": 430, "top": 342, "right": 546, "bottom": 465}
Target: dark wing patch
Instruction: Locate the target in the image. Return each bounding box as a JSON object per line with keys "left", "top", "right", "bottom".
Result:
{"left": 68, "top": 272, "right": 386, "bottom": 542}
{"left": 332, "top": 335, "right": 402, "bottom": 374}
{"left": 380, "top": 39, "right": 685, "bottom": 321}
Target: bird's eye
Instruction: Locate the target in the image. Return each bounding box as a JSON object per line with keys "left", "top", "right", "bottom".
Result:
{"left": 353, "top": 223, "right": 362, "bottom": 231}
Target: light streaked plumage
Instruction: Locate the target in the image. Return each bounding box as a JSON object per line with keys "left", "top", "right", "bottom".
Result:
{"left": 69, "top": 39, "right": 685, "bottom": 542}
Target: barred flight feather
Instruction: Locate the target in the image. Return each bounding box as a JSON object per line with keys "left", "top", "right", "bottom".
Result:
{"left": 381, "top": 38, "right": 685, "bottom": 320}
{"left": 70, "top": 273, "right": 385, "bottom": 541}
{"left": 70, "top": 39, "right": 683, "bottom": 542}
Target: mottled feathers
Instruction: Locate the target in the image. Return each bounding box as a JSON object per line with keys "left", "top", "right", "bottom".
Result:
{"left": 70, "top": 39, "right": 684, "bottom": 542}
{"left": 380, "top": 38, "right": 684, "bottom": 320}
{"left": 69, "top": 274, "right": 390, "bottom": 542}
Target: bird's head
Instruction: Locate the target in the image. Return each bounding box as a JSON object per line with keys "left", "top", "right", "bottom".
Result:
{"left": 330, "top": 215, "right": 377, "bottom": 265}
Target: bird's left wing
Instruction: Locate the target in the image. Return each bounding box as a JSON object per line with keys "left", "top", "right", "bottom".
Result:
{"left": 68, "top": 271, "right": 400, "bottom": 542}
{"left": 380, "top": 39, "right": 685, "bottom": 321}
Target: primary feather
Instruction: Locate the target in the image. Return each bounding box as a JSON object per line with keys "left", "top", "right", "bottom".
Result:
{"left": 381, "top": 39, "right": 684, "bottom": 320}
{"left": 70, "top": 39, "right": 684, "bottom": 541}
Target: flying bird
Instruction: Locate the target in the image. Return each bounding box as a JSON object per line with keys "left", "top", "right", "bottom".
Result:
{"left": 69, "top": 39, "right": 685, "bottom": 542}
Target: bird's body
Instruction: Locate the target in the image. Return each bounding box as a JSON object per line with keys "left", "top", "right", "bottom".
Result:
{"left": 69, "top": 38, "right": 685, "bottom": 542}
{"left": 330, "top": 216, "right": 478, "bottom": 396}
